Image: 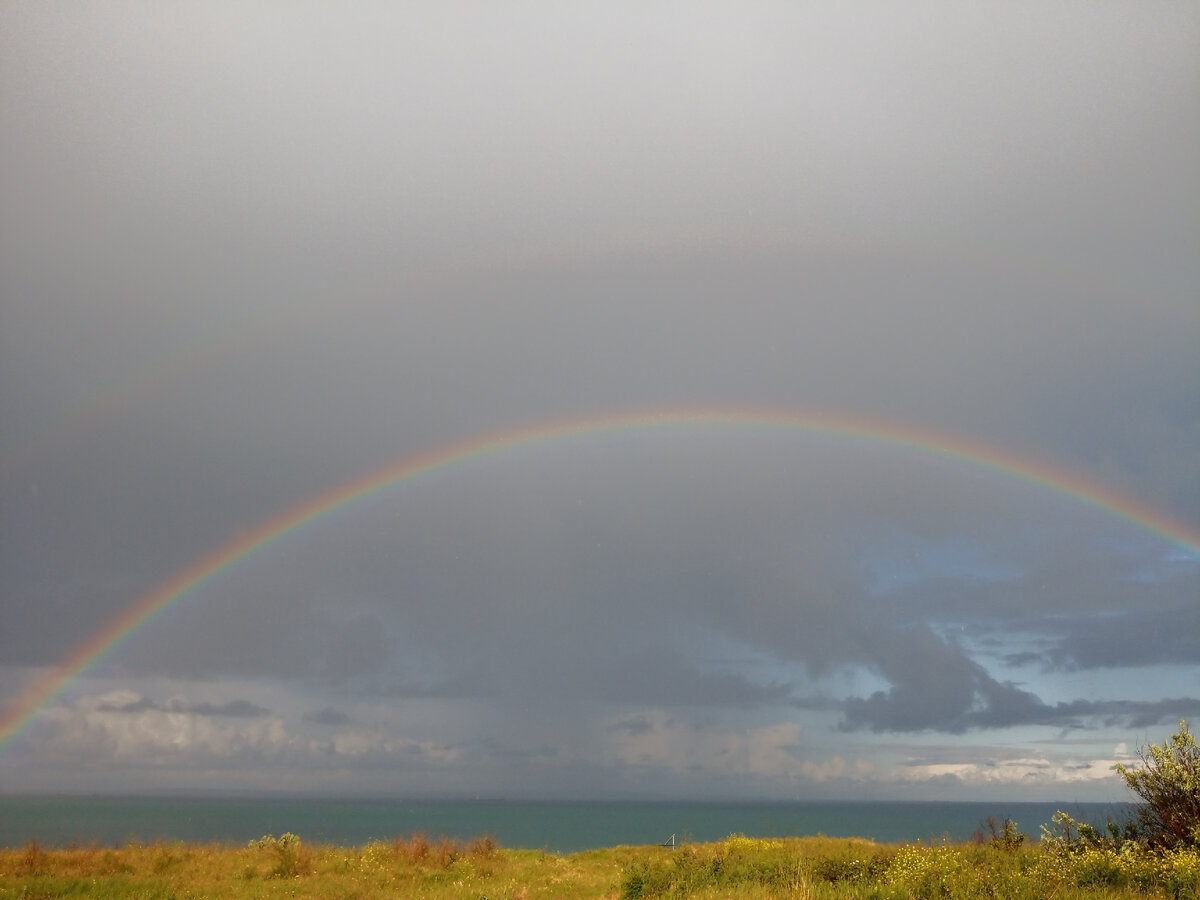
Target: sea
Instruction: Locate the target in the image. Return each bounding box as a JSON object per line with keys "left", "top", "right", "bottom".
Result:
{"left": 0, "top": 797, "right": 1134, "bottom": 853}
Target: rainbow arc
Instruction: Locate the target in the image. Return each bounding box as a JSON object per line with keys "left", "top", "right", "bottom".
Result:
{"left": 2, "top": 407, "right": 1196, "bottom": 754}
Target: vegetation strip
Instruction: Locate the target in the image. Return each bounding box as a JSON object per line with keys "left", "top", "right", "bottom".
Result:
{"left": 2, "top": 830, "right": 1198, "bottom": 899}
{"left": 2, "top": 722, "right": 1196, "bottom": 898}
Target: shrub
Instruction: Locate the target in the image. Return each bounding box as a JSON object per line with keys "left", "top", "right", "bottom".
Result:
{"left": 984, "top": 817, "right": 1026, "bottom": 852}
{"left": 812, "top": 852, "right": 890, "bottom": 884}
{"left": 468, "top": 834, "right": 499, "bottom": 859}
{"left": 1115, "top": 719, "right": 1200, "bottom": 848}
{"left": 395, "top": 831, "right": 430, "bottom": 864}
{"left": 621, "top": 858, "right": 674, "bottom": 898}
{"left": 249, "top": 832, "right": 306, "bottom": 878}
{"left": 431, "top": 835, "right": 459, "bottom": 868}
{"left": 1042, "top": 808, "right": 1146, "bottom": 855}
{"left": 358, "top": 839, "right": 393, "bottom": 874}
{"left": 885, "top": 845, "right": 966, "bottom": 898}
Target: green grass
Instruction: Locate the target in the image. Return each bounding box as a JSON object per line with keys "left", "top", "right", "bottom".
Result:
{"left": 1, "top": 831, "right": 1197, "bottom": 899}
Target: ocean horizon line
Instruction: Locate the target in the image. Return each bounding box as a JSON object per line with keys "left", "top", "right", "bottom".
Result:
{"left": 0, "top": 790, "right": 1135, "bottom": 804}
{"left": 0, "top": 795, "right": 1138, "bottom": 853}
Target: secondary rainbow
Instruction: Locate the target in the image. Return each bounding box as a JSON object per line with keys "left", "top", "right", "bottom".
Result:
{"left": 2, "top": 407, "right": 1197, "bottom": 754}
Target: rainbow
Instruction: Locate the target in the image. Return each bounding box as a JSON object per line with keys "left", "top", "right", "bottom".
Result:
{"left": 2, "top": 406, "right": 1197, "bottom": 754}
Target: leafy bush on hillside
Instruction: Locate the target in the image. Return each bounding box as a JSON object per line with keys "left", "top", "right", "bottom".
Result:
{"left": 1115, "top": 719, "right": 1200, "bottom": 849}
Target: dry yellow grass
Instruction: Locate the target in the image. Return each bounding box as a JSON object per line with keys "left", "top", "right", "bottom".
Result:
{"left": 2, "top": 832, "right": 1197, "bottom": 899}
{"left": 1, "top": 834, "right": 633, "bottom": 899}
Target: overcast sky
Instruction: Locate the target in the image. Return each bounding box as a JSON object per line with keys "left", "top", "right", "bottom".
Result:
{"left": 1, "top": 2, "right": 1197, "bottom": 801}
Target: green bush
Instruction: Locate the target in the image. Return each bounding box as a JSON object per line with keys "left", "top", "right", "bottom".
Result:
{"left": 620, "top": 857, "right": 674, "bottom": 898}
{"left": 813, "top": 851, "right": 891, "bottom": 884}
{"left": 1115, "top": 719, "right": 1200, "bottom": 849}
{"left": 249, "top": 832, "right": 305, "bottom": 878}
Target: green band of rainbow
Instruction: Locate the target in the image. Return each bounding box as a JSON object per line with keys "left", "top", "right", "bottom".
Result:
{"left": 3, "top": 407, "right": 1197, "bottom": 754}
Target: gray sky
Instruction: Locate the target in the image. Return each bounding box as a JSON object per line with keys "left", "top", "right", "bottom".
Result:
{"left": 1, "top": 2, "right": 1197, "bottom": 800}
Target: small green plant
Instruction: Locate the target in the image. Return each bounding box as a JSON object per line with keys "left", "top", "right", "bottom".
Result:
{"left": 249, "top": 832, "right": 305, "bottom": 878}
{"left": 990, "top": 817, "right": 1026, "bottom": 852}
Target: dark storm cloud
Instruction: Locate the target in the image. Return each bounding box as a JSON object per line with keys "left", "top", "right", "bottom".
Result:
{"left": 82, "top": 445, "right": 1199, "bottom": 737}
{"left": 1, "top": 3, "right": 1197, "bottom": 797}
{"left": 94, "top": 696, "right": 161, "bottom": 715}
{"left": 841, "top": 666, "right": 1200, "bottom": 735}
{"left": 3, "top": 257, "right": 1194, "bottom": 680}
{"left": 374, "top": 680, "right": 485, "bottom": 700}
{"left": 840, "top": 627, "right": 1006, "bottom": 733}
{"left": 187, "top": 699, "right": 270, "bottom": 718}
{"left": 1046, "top": 602, "right": 1200, "bottom": 671}
{"left": 1001, "top": 652, "right": 1046, "bottom": 669}
{"left": 979, "top": 698, "right": 1200, "bottom": 733}
{"left": 95, "top": 696, "right": 269, "bottom": 718}
{"left": 840, "top": 680, "right": 1200, "bottom": 735}
{"left": 590, "top": 647, "right": 795, "bottom": 708}
{"left": 303, "top": 708, "right": 351, "bottom": 726}
{"left": 607, "top": 716, "right": 656, "bottom": 737}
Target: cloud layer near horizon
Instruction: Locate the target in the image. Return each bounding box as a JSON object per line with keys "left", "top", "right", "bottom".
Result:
{"left": 1, "top": 2, "right": 1197, "bottom": 800}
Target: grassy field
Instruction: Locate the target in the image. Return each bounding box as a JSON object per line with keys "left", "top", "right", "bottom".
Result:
{"left": 2, "top": 830, "right": 1198, "bottom": 899}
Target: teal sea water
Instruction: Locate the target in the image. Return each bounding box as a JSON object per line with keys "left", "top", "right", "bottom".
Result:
{"left": 0, "top": 797, "right": 1133, "bottom": 853}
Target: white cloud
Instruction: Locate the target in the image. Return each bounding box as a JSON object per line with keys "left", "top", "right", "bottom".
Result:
{"left": 28, "top": 688, "right": 464, "bottom": 780}
{"left": 43, "top": 690, "right": 292, "bottom": 762}
{"left": 896, "top": 753, "right": 1122, "bottom": 789}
